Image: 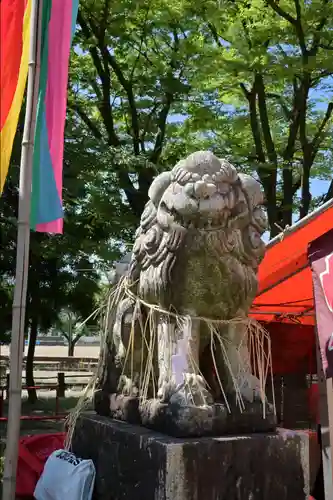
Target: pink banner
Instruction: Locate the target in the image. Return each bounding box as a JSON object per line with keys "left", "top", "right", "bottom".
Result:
{"left": 308, "top": 228, "right": 333, "bottom": 379}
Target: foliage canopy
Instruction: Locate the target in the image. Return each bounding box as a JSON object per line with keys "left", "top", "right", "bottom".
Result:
{"left": 1, "top": 0, "right": 333, "bottom": 346}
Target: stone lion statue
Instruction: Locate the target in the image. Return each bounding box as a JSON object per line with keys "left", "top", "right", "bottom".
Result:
{"left": 95, "top": 151, "right": 275, "bottom": 436}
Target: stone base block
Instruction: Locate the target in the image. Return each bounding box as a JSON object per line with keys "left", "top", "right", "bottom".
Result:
{"left": 95, "top": 391, "right": 276, "bottom": 437}
{"left": 71, "top": 412, "right": 313, "bottom": 500}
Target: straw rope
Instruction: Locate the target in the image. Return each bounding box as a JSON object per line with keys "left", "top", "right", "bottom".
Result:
{"left": 65, "top": 277, "right": 275, "bottom": 449}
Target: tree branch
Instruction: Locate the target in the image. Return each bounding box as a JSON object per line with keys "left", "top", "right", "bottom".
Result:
{"left": 298, "top": 74, "right": 312, "bottom": 219}
{"left": 240, "top": 83, "right": 250, "bottom": 99}
{"left": 266, "top": 92, "right": 292, "bottom": 120}
{"left": 310, "top": 102, "right": 333, "bottom": 156}
{"left": 310, "top": 0, "right": 330, "bottom": 54}
{"left": 282, "top": 88, "right": 301, "bottom": 162}
{"left": 87, "top": 10, "right": 143, "bottom": 156}
{"left": 240, "top": 83, "right": 265, "bottom": 165}
{"left": 241, "top": 80, "right": 279, "bottom": 231}
{"left": 318, "top": 43, "right": 333, "bottom": 50}
{"left": 78, "top": 4, "right": 153, "bottom": 219}
{"left": 105, "top": 49, "right": 141, "bottom": 155}
{"left": 129, "top": 2, "right": 151, "bottom": 81}
{"left": 150, "top": 27, "right": 180, "bottom": 164}
{"left": 266, "top": 0, "right": 296, "bottom": 25}
{"left": 69, "top": 103, "right": 104, "bottom": 140}
{"left": 150, "top": 93, "right": 173, "bottom": 164}
{"left": 207, "top": 22, "right": 229, "bottom": 47}
{"left": 267, "top": 0, "right": 307, "bottom": 58}
{"left": 77, "top": 9, "right": 119, "bottom": 146}
{"left": 311, "top": 69, "right": 333, "bottom": 85}
{"left": 141, "top": 102, "right": 159, "bottom": 143}
{"left": 293, "top": 0, "right": 307, "bottom": 57}
{"left": 255, "top": 74, "right": 278, "bottom": 167}
{"left": 324, "top": 179, "right": 333, "bottom": 202}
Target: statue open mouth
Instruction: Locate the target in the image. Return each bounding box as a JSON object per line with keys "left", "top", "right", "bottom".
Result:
{"left": 158, "top": 199, "right": 233, "bottom": 231}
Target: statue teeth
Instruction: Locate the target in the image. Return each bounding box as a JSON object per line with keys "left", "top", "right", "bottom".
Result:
{"left": 194, "top": 180, "right": 206, "bottom": 197}
{"left": 205, "top": 183, "right": 217, "bottom": 197}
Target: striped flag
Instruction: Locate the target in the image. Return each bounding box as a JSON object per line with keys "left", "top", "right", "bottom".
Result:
{"left": 0, "top": 0, "right": 32, "bottom": 193}
{"left": 30, "top": 0, "right": 79, "bottom": 233}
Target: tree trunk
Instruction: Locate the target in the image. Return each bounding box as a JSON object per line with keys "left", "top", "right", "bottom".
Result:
{"left": 324, "top": 179, "right": 333, "bottom": 202}
{"left": 299, "top": 157, "right": 312, "bottom": 219}
{"left": 281, "top": 166, "right": 294, "bottom": 229}
{"left": 26, "top": 316, "right": 38, "bottom": 403}
{"left": 68, "top": 342, "right": 74, "bottom": 357}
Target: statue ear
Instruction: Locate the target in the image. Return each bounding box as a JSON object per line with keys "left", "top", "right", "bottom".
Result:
{"left": 148, "top": 171, "right": 172, "bottom": 206}
{"left": 238, "top": 173, "right": 264, "bottom": 207}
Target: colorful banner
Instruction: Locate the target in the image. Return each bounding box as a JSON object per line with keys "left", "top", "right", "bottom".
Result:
{"left": 30, "top": 0, "right": 79, "bottom": 234}
{"left": 0, "top": 0, "right": 32, "bottom": 193}
{"left": 308, "top": 228, "right": 333, "bottom": 379}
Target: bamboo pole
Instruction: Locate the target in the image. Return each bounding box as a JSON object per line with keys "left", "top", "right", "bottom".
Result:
{"left": 2, "top": 1, "right": 42, "bottom": 498}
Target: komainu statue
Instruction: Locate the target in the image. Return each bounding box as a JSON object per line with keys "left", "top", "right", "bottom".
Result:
{"left": 94, "top": 151, "right": 276, "bottom": 436}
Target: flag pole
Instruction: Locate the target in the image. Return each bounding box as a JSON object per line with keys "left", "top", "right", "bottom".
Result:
{"left": 2, "top": 0, "right": 43, "bottom": 498}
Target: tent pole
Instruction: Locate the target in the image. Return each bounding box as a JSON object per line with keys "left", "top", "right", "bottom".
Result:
{"left": 267, "top": 198, "right": 333, "bottom": 249}
{"left": 2, "top": 1, "right": 42, "bottom": 499}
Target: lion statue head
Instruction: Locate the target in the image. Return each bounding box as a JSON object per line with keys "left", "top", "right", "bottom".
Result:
{"left": 127, "top": 151, "right": 267, "bottom": 320}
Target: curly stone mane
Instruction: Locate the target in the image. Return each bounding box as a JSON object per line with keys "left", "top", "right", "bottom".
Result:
{"left": 127, "top": 151, "right": 267, "bottom": 318}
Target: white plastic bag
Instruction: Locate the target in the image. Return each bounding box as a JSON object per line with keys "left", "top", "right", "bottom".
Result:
{"left": 34, "top": 449, "right": 96, "bottom": 500}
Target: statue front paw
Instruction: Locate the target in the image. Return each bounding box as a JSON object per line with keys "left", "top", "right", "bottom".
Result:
{"left": 169, "top": 373, "right": 214, "bottom": 407}
{"left": 157, "top": 379, "right": 178, "bottom": 402}
{"left": 117, "top": 375, "right": 139, "bottom": 397}
{"left": 237, "top": 374, "right": 265, "bottom": 404}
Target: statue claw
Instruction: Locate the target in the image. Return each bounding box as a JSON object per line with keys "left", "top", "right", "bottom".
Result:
{"left": 117, "top": 375, "right": 139, "bottom": 397}
{"left": 169, "top": 374, "right": 214, "bottom": 407}
{"left": 237, "top": 374, "right": 265, "bottom": 404}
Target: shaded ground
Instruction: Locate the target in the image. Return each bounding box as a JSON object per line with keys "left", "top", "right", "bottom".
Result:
{"left": 0, "top": 391, "right": 92, "bottom": 440}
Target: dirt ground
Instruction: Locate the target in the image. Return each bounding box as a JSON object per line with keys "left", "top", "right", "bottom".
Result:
{"left": 0, "top": 344, "right": 100, "bottom": 359}
{"left": 0, "top": 391, "right": 90, "bottom": 440}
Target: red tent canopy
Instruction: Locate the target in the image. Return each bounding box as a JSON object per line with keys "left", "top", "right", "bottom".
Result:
{"left": 250, "top": 199, "right": 333, "bottom": 325}
{"left": 264, "top": 322, "right": 316, "bottom": 374}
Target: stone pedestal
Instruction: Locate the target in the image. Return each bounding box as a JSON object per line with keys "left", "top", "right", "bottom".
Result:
{"left": 71, "top": 412, "right": 313, "bottom": 500}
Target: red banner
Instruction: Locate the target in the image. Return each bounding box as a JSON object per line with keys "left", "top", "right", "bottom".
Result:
{"left": 308, "top": 228, "right": 333, "bottom": 379}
